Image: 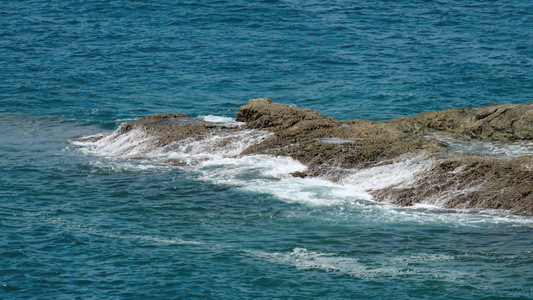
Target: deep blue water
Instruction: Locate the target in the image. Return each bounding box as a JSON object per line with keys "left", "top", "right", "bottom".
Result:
{"left": 1, "top": 0, "right": 532, "bottom": 299}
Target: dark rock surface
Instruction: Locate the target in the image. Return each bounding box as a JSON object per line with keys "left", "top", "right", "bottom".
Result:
{"left": 115, "top": 98, "right": 533, "bottom": 215}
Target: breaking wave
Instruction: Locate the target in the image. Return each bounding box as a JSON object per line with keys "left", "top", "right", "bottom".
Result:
{"left": 340, "top": 155, "right": 433, "bottom": 192}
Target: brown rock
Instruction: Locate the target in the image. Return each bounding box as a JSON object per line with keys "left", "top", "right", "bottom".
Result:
{"left": 107, "top": 98, "right": 533, "bottom": 214}
{"left": 235, "top": 99, "right": 533, "bottom": 214}
{"left": 391, "top": 103, "right": 533, "bottom": 141}
{"left": 373, "top": 155, "right": 533, "bottom": 215}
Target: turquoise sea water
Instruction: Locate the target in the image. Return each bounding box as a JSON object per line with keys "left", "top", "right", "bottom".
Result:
{"left": 1, "top": 0, "right": 532, "bottom": 299}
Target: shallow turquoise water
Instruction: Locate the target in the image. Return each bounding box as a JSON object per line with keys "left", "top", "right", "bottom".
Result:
{"left": 1, "top": 1, "right": 532, "bottom": 299}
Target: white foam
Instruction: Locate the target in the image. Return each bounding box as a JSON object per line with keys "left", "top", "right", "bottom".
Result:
{"left": 198, "top": 115, "right": 244, "bottom": 127}
{"left": 72, "top": 121, "right": 377, "bottom": 207}
{"left": 163, "top": 130, "right": 270, "bottom": 165}
{"left": 355, "top": 203, "right": 533, "bottom": 227}
{"left": 188, "top": 153, "right": 373, "bottom": 206}
{"left": 129, "top": 235, "right": 205, "bottom": 246}
{"left": 341, "top": 156, "right": 433, "bottom": 191}
{"left": 71, "top": 122, "right": 271, "bottom": 164}
{"left": 410, "top": 203, "right": 442, "bottom": 210}
{"left": 86, "top": 160, "right": 173, "bottom": 173}
{"left": 198, "top": 155, "right": 306, "bottom": 178}
{"left": 242, "top": 176, "right": 372, "bottom": 206}
{"left": 248, "top": 248, "right": 362, "bottom": 273}
{"left": 70, "top": 126, "right": 152, "bottom": 158}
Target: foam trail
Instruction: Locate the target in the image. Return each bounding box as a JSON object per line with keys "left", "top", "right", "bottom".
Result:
{"left": 244, "top": 247, "right": 471, "bottom": 281}
{"left": 246, "top": 248, "right": 363, "bottom": 274}
{"left": 39, "top": 214, "right": 206, "bottom": 246}
{"left": 37, "top": 213, "right": 530, "bottom": 290}
{"left": 37, "top": 215, "right": 465, "bottom": 281}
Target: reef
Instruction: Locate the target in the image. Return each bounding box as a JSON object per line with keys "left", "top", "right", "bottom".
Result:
{"left": 106, "top": 99, "right": 533, "bottom": 215}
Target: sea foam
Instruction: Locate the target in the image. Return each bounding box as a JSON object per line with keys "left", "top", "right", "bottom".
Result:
{"left": 340, "top": 155, "right": 433, "bottom": 192}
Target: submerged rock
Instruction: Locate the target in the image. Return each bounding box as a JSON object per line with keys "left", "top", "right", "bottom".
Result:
{"left": 104, "top": 99, "right": 533, "bottom": 215}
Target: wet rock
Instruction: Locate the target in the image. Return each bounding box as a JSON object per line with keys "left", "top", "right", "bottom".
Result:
{"left": 165, "top": 159, "right": 187, "bottom": 167}
{"left": 117, "top": 113, "right": 241, "bottom": 147}
{"left": 236, "top": 98, "right": 338, "bottom": 132}
{"left": 235, "top": 99, "right": 533, "bottom": 214}
{"left": 291, "top": 171, "right": 308, "bottom": 178}
{"left": 237, "top": 99, "right": 440, "bottom": 175}
{"left": 71, "top": 134, "right": 105, "bottom": 143}
{"left": 373, "top": 155, "right": 533, "bottom": 214}
{"left": 114, "top": 98, "right": 533, "bottom": 214}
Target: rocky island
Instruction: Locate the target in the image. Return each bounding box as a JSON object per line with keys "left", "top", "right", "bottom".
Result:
{"left": 79, "top": 99, "right": 533, "bottom": 215}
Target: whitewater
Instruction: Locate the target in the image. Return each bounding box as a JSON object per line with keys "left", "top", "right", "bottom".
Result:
{"left": 1, "top": 0, "right": 532, "bottom": 298}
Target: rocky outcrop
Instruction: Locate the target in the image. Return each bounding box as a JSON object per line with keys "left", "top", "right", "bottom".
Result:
{"left": 390, "top": 103, "right": 533, "bottom": 141}
{"left": 237, "top": 99, "right": 533, "bottom": 215}
{"left": 236, "top": 98, "right": 444, "bottom": 176}
{"left": 110, "top": 98, "right": 533, "bottom": 215}
{"left": 117, "top": 113, "right": 241, "bottom": 147}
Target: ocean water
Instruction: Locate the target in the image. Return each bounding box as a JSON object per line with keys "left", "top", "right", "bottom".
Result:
{"left": 1, "top": 0, "right": 532, "bottom": 299}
